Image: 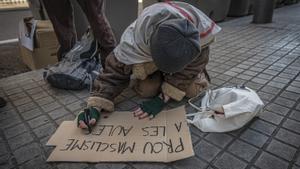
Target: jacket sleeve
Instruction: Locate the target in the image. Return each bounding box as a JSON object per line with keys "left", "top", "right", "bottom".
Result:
{"left": 87, "top": 52, "right": 132, "bottom": 112}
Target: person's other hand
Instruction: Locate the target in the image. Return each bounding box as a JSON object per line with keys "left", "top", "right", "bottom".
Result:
{"left": 133, "top": 94, "right": 169, "bottom": 120}
{"left": 77, "top": 107, "right": 100, "bottom": 129}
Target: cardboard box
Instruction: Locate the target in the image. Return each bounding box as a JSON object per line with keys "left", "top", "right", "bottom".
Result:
{"left": 35, "top": 20, "right": 58, "bottom": 48}
{"left": 18, "top": 17, "right": 59, "bottom": 70}
{"left": 19, "top": 43, "right": 58, "bottom": 70}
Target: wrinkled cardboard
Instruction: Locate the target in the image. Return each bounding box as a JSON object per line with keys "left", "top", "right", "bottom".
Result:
{"left": 46, "top": 106, "right": 194, "bottom": 162}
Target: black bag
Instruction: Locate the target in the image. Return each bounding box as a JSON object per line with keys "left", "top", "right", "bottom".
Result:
{"left": 43, "top": 30, "right": 101, "bottom": 90}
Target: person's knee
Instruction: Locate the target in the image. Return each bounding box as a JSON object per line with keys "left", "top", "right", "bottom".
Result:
{"left": 186, "top": 73, "right": 209, "bottom": 98}
{"left": 134, "top": 72, "right": 162, "bottom": 98}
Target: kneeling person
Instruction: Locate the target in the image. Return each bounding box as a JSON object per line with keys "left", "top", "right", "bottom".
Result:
{"left": 77, "top": 1, "right": 221, "bottom": 129}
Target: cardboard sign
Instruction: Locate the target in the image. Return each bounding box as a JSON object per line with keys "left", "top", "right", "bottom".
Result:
{"left": 46, "top": 106, "right": 194, "bottom": 162}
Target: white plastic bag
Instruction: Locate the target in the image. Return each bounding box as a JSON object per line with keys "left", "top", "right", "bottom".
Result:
{"left": 187, "top": 85, "right": 264, "bottom": 132}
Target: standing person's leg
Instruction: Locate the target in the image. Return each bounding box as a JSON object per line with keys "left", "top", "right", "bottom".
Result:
{"left": 42, "top": 0, "right": 77, "bottom": 60}
{"left": 77, "top": 0, "right": 117, "bottom": 67}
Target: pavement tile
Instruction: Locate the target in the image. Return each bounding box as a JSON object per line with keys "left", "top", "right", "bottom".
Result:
{"left": 274, "top": 97, "right": 296, "bottom": 108}
{"left": 131, "top": 162, "right": 166, "bottom": 169}
{"left": 229, "top": 78, "right": 247, "bottom": 85}
{"left": 280, "top": 91, "right": 300, "bottom": 101}
{"left": 224, "top": 71, "right": 238, "bottom": 77}
{"left": 211, "top": 78, "right": 226, "bottom": 86}
{"left": 237, "top": 74, "right": 253, "bottom": 80}
{"left": 41, "top": 101, "right": 61, "bottom": 112}
{"left": 0, "top": 142, "right": 8, "bottom": 156}
{"left": 0, "top": 154, "right": 15, "bottom": 169}
{"left": 191, "top": 134, "right": 200, "bottom": 145}
{"left": 251, "top": 77, "right": 269, "bottom": 84}
{"left": 27, "top": 115, "right": 51, "bottom": 129}
{"left": 48, "top": 107, "right": 70, "bottom": 120}
{"left": 22, "top": 82, "right": 39, "bottom": 90}
{"left": 35, "top": 96, "right": 55, "bottom": 106}
{"left": 94, "top": 163, "right": 127, "bottom": 169}
{"left": 0, "top": 108, "right": 18, "bottom": 121}
{"left": 249, "top": 67, "right": 264, "bottom": 73}
{"left": 189, "top": 125, "right": 207, "bottom": 138}
{"left": 263, "top": 69, "right": 279, "bottom": 76}
{"left": 272, "top": 77, "right": 290, "bottom": 84}
{"left": 240, "top": 129, "right": 268, "bottom": 147}
{"left": 173, "top": 156, "right": 208, "bottom": 169}
{"left": 255, "top": 152, "right": 289, "bottom": 169}
{"left": 19, "top": 156, "right": 52, "bottom": 169}
{"left": 33, "top": 123, "right": 56, "bottom": 139}
{"left": 278, "top": 72, "right": 297, "bottom": 80}
{"left": 72, "top": 90, "right": 90, "bottom": 99}
{"left": 17, "top": 102, "right": 38, "bottom": 113}
{"left": 56, "top": 163, "right": 89, "bottom": 169}
{"left": 237, "top": 64, "right": 251, "bottom": 69}
{"left": 297, "top": 104, "right": 300, "bottom": 111}
{"left": 266, "top": 139, "right": 297, "bottom": 161}
{"left": 257, "top": 91, "right": 275, "bottom": 102}
{"left": 0, "top": 113, "right": 22, "bottom": 129}
{"left": 31, "top": 91, "right": 49, "bottom": 101}
{"left": 275, "top": 128, "right": 300, "bottom": 147}
{"left": 194, "top": 140, "right": 221, "bottom": 162}
{"left": 57, "top": 95, "right": 78, "bottom": 105}
{"left": 216, "top": 74, "right": 232, "bottom": 81}
{"left": 55, "top": 114, "right": 76, "bottom": 125}
{"left": 243, "top": 70, "right": 259, "bottom": 76}
{"left": 245, "top": 81, "right": 264, "bottom": 90}
{"left": 209, "top": 71, "right": 221, "bottom": 78}
{"left": 260, "top": 86, "right": 281, "bottom": 95}
{"left": 204, "top": 133, "right": 233, "bottom": 148}
{"left": 250, "top": 119, "right": 276, "bottom": 135}
{"left": 66, "top": 100, "right": 85, "bottom": 112}
{"left": 289, "top": 110, "right": 300, "bottom": 121}
{"left": 267, "top": 81, "right": 287, "bottom": 88}
{"left": 286, "top": 86, "right": 300, "bottom": 94}
{"left": 214, "top": 153, "right": 247, "bottom": 169}
{"left": 5, "top": 87, "right": 23, "bottom": 96}
{"left": 265, "top": 103, "right": 290, "bottom": 116}
{"left": 282, "top": 119, "right": 300, "bottom": 134}
{"left": 257, "top": 73, "right": 274, "bottom": 80}
{"left": 26, "top": 87, "right": 44, "bottom": 95}
{"left": 13, "top": 97, "right": 32, "bottom": 106}
{"left": 292, "top": 165, "right": 300, "bottom": 169}
{"left": 8, "top": 92, "right": 27, "bottom": 101}
{"left": 8, "top": 132, "right": 34, "bottom": 150}
{"left": 13, "top": 143, "right": 42, "bottom": 164}
{"left": 20, "top": 108, "right": 42, "bottom": 120}
{"left": 291, "top": 81, "right": 300, "bottom": 88}
{"left": 4, "top": 123, "right": 28, "bottom": 139}
{"left": 258, "top": 111, "right": 284, "bottom": 125}
{"left": 227, "top": 140, "right": 258, "bottom": 162}
{"left": 296, "top": 154, "right": 300, "bottom": 166}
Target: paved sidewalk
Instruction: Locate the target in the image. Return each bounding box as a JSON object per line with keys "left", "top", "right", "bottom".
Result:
{"left": 1, "top": 3, "right": 300, "bottom": 169}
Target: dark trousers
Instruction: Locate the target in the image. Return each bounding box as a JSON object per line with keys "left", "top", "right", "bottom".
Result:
{"left": 42, "top": 0, "right": 116, "bottom": 61}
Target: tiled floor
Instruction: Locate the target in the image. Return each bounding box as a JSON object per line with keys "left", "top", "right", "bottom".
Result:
{"left": 1, "top": 3, "right": 300, "bottom": 169}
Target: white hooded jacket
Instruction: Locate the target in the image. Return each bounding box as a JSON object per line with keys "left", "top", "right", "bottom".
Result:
{"left": 113, "top": 1, "right": 221, "bottom": 65}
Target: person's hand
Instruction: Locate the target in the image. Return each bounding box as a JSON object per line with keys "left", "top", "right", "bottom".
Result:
{"left": 133, "top": 93, "right": 170, "bottom": 120}
{"left": 77, "top": 107, "right": 100, "bottom": 129}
